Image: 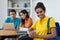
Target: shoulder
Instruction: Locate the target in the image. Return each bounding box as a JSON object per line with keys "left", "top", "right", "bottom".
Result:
{"left": 45, "top": 16, "right": 54, "bottom": 21}
{"left": 48, "top": 17, "right": 55, "bottom": 21}
{"left": 16, "top": 17, "right": 20, "bottom": 21}
{"left": 5, "top": 17, "right": 11, "bottom": 22}
{"left": 16, "top": 17, "right": 20, "bottom": 20}
{"left": 34, "top": 19, "right": 40, "bottom": 23}
{"left": 6, "top": 17, "right": 11, "bottom": 20}
{"left": 50, "top": 17, "right": 55, "bottom": 23}
{"left": 36, "top": 19, "right": 40, "bottom": 22}
{"left": 28, "top": 17, "right": 32, "bottom": 20}
{"left": 50, "top": 17, "right": 55, "bottom": 20}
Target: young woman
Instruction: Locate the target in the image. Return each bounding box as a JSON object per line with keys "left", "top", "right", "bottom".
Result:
{"left": 18, "top": 9, "right": 33, "bottom": 40}
{"left": 28, "top": 2, "right": 56, "bottom": 40}
{"left": 19, "top": 9, "right": 33, "bottom": 29}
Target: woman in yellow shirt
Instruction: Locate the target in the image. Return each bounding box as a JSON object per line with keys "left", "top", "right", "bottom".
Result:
{"left": 28, "top": 2, "right": 56, "bottom": 40}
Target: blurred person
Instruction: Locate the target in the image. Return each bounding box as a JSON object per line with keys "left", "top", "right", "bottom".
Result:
{"left": 18, "top": 9, "right": 33, "bottom": 40}
{"left": 5, "top": 9, "right": 20, "bottom": 29}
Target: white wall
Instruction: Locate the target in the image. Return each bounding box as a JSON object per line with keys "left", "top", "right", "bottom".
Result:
{"left": 32, "top": 0, "right": 60, "bottom": 23}
{"left": 0, "top": 0, "right": 7, "bottom": 26}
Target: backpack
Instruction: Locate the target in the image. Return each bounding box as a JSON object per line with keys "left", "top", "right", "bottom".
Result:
{"left": 47, "top": 17, "right": 59, "bottom": 40}
{"left": 55, "top": 22, "right": 60, "bottom": 40}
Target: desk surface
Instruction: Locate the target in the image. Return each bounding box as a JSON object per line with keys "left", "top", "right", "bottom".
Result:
{"left": 0, "top": 30, "right": 19, "bottom": 36}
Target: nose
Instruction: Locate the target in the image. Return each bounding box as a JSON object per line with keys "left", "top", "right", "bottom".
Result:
{"left": 37, "top": 12, "right": 41, "bottom": 15}
{"left": 37, "top": 13, "right": 40, "bottom": 17}
{"left": 11, "top": 15, "right": 13, "bottom": 16}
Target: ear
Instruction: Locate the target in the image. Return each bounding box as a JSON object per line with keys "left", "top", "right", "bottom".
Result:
{"left": 15, "top": 14, "right": 16, "bottom": 15}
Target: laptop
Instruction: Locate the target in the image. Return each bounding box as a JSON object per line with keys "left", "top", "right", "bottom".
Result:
{"left": 2, "top": 23, "right": 15, "bottom": 30}
{"left": 2, "top": 23, "right": 27, "bottom": 34}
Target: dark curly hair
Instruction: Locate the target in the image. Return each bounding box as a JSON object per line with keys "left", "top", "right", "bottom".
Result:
{"left": 35, "top": 2, "right": 46, "bottom": 12}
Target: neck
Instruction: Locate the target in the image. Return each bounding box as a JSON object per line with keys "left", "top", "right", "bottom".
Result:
{"left": 40, "top": 15, "right": 46, "bottom": 20}
{"left": 12, "top": 18, "right": 16, "bottom": 20}
{"left": 25, "top": 18, "right": 28, "bottom": 20}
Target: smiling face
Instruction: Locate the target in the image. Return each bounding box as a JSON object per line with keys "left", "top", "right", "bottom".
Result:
{"left": 35, "top": 8, "right": 45, "bottom": 19}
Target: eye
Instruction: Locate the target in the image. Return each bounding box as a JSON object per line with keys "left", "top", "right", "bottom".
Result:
{"left": 20, "top": 14, "right": 21, "bottom": 16}
{"left": 39, "top": 11, "right": 42, "bottom": 13}
{"left": 36, "top": 12, "right": 38, "bottom": 14}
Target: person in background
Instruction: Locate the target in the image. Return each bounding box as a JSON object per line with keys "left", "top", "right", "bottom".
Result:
{"left": 28, "top": 2, "right": 56, "bottom": 40}
{"left": 5, "top": 9, "right": 20, "bottom": 29}
{"left": 18, "top": 9, "right": 33, "bottom": 40}
{"left": 19, "top": 9, "right": 33, "bottom": 29}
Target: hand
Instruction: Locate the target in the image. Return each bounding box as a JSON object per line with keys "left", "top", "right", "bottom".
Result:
{"left": 27, "top": 28, "right": 34, "bottom": 34}
{"left": 28, "top": 30, "right": 39, "bottom": 38}
{"left": 15, "top": 27, "right": 19, "bottom": 30}
{"left": 18, "top": 27, "right": 23, "bottom": 30}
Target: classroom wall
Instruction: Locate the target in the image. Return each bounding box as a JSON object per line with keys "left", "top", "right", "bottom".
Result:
{"left": 0, "top": 0, "right": 7, "bottom": 26}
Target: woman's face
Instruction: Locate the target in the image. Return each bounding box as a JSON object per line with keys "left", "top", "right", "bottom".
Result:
{"left": 10, "top": 12, "right": 16, "bottom": 19}
{"left": 20, "top": 13, "right": 26, "bottom": 19}
{"left": 35, "top": 8, "right": 45, "bottom": 19}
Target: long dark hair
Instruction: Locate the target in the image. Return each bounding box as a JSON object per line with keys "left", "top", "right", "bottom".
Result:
{"left": 19, "top": 9, "right": 29, "bottom": 25}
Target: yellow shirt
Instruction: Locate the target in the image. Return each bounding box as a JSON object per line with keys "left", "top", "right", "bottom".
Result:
{"left": 32, "top": 16, "right": 56, "bottom": 40}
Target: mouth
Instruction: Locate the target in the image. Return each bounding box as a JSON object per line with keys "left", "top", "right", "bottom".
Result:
{"left": 38, "top": 15, "right": 42, "bottom": 17}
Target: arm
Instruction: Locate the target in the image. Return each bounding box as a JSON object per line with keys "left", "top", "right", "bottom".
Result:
{"left": 28, "top": 19, "right": 38, "bottom": 32}
{"left": 16, "top": 19, "right": 20, "bottom": 28}
{"left": 18, "top": 23, "right": 23, "bottom": 30}
{"left": 29, "top": 18, "right": 56, "bottom": 39}
{"left": 29, "top": 27, "right": 56, "bottom": 39}
{"left": 5, "top": 17, "right": 10, "bottom": 23}
{"left": 19, "top": 18, "right": 33, "bottom": 29}
{"left": 28, "top": 19, "right": 38, "bottom": 31}
{"left": 38, "top": 18, "right": 56, "bottom": 39}
{"left": 37, "top": 28, "right": 56, "bottom": 39}
{"left": 28, "top": 27, "right": 34, "bottom": 32}
{"left": 25, "top": 18, "right": 32, "bottom": 28}
{"left": 16, "top": 19, "right": 20, "bottom": 30}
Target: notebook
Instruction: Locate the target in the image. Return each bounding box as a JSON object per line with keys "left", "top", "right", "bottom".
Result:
{"left": 16, "top": 28, "right": 28, "bottom": 34}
